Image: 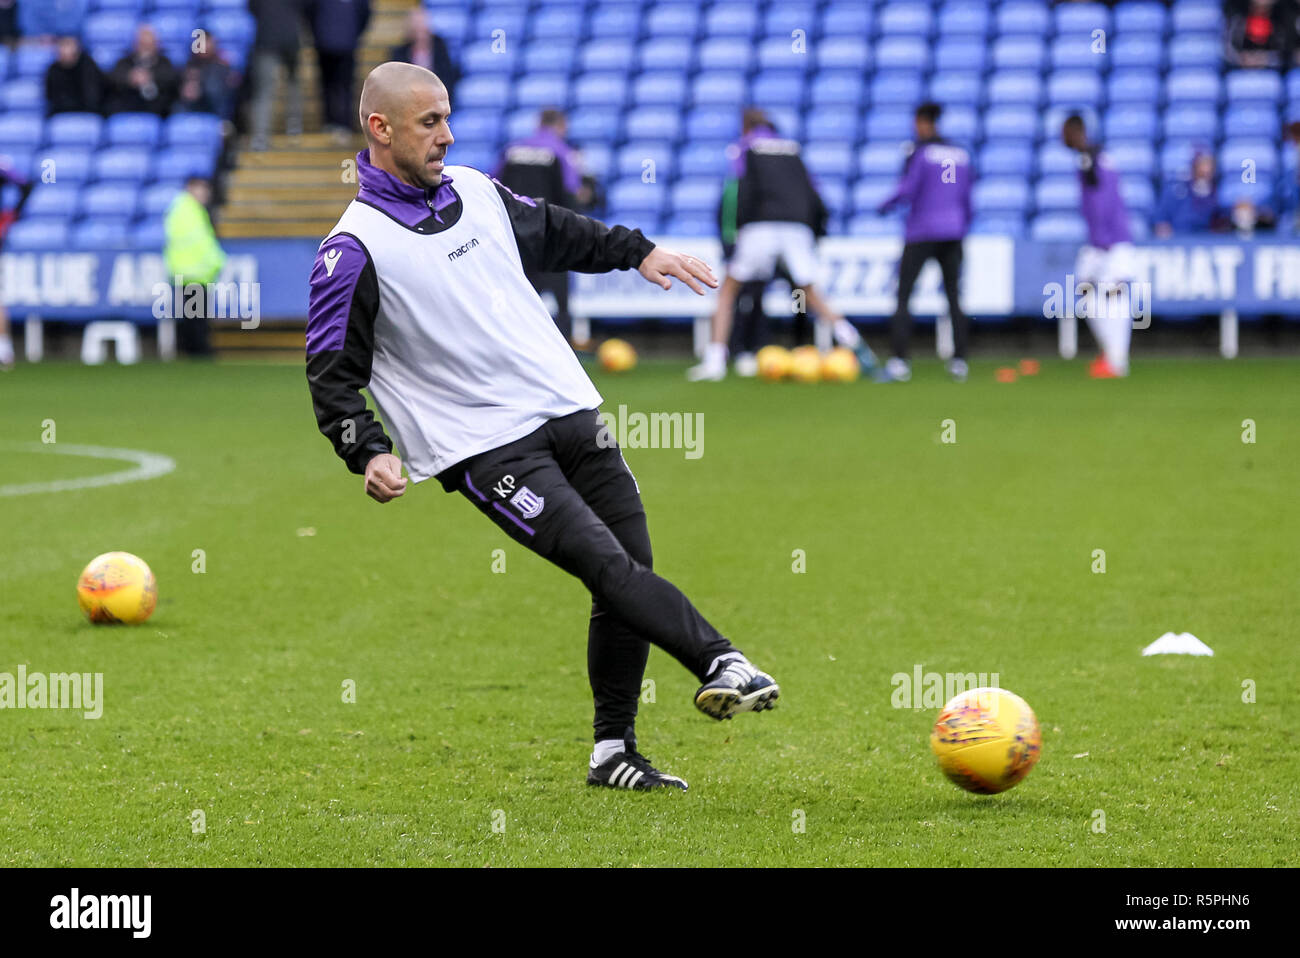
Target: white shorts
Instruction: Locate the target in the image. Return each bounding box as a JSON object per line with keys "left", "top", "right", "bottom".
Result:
{"left": 1075, "top": 241, "right": 1136, "bottom": 287}
{"left": 728, "top": 221, "right": 821, "bottom": 286}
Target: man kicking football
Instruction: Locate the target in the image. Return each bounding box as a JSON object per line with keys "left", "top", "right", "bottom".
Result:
{"left": 306, "top": 63, "right": 779, "bottom": 792}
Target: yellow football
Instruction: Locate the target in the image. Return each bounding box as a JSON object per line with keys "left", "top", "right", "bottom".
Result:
{"left": 930, "top": 687, "right": 1041, "bottom": 794}
{"left": 820, "top": 346, "right": 861, "bottom": 382}
{"left": 597, "top": 338, "right": 637, "bottom": 372}
{"left": 788, "top": 345, "right": 822, "bottom": 383}
{"left": 76, "top": 551, "right": 157, "bottom": 625}
{"left": 755, "top": 345, "right": 792, "bottom": 381}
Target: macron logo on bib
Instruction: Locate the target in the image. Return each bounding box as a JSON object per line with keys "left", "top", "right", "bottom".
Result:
{"left": 323, "top": 248, "right": 343, "bottom": 277}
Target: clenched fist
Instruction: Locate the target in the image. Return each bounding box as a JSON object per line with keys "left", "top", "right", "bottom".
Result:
{"left": 364, "top": 453, "right": 407, "bottom": 503}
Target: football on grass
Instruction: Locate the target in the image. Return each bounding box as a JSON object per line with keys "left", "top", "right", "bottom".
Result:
{"left": 930, "top": 687, "right": 1041, "bottom": 794}
{"left": 77, "top": 552, "right": 157, "bottom": 625}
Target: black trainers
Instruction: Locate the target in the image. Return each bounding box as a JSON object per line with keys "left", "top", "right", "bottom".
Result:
{"left": 586, "top": 729, "right": 688, "bottom": 791}
{"left": 694, "top": 656, "right": 780, "bottom": 720}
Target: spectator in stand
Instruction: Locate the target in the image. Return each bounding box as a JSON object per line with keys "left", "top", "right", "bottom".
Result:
{"left": 249, "top": 0, "right": 306, "bottom": 150}
{"left": 178, "top": 31, "right": 240, "bottom": 117}
{"left": 389, "top": 6, "right": 460, "bottom": 100}
{"left": 1153, "top": 151, "right": 1231, "bottom": 237}
{"left": 306, "top": 0, "right": 371, "bottom": 143}
{"left": 106, "top": 26, "right": 180, "bottom": 116}
{"left": 1226, "top": 0, "right": 1285, "bottom": 68}
{"left": 45, "top": 35, "right": 106, "bottom": 117}
{"left": 0, "top": 0, "right": 18, "bottom": 45}
{"left": 164, "top": 176, "right": 227, "bottom": 358}
{"left": 16, "top": 0, "right": 88, "bottom": 40}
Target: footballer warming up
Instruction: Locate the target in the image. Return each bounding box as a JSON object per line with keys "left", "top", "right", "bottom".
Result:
{"left": 305, "top": 63, "right": 780, "bottom": 792}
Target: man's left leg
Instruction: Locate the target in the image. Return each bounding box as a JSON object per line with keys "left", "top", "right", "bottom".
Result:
{"left": 936, "top": 239, "right": 970, "bottom": 382}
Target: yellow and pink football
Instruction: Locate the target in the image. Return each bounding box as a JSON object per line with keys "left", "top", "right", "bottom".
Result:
{"left": 76, "top": 551, "right": 157, "bottom": 625}
{"left": 930, "top": 687, "right": 1041, "bottom": 794}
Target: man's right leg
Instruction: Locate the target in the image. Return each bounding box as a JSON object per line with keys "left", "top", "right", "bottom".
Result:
{"left": 888, "top": 241, "right": 928, "bottom": 380}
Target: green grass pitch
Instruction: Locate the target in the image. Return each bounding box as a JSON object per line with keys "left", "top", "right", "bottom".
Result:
{"left": 0, "top": 356, "right": 1295, "bottom": 867}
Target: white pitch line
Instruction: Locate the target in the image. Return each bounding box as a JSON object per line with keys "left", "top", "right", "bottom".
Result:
{"left": 0, "top": 442, "right": 176, "bottom": 497}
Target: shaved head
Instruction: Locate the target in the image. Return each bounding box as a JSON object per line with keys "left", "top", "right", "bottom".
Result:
{"left": 359, "top": 62, "right": 454, "bottom": 189}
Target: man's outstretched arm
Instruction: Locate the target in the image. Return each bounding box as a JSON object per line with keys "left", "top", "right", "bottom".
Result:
{"left": 490, "top": 176, "right": 718, "bottom": 293}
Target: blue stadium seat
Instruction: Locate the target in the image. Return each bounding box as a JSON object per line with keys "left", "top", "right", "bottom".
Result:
{"left": 1, "top": 78, "right": 43, "bottom": 112}
{"left": 1037, "top": 142, "right": 1079, "bottom": 176}
{"left": 164, "top": 113, "right": 222, "bottom": 151}
{"left": 996, "top": 1, "right": 1051, "bottom": 36}
{"left": 45, "top": 113, "right": 103, "bottom": 148}
{"left": 928, "top": 72, "right": 982, "bottom": 107}
{"left": 1168, "top": 34, "right": 1221, "bottom": 70}
{"left": 1159, "top": 140, "right": 1202, "bottom": 178}
{"left": 692, "top": 71, "right": 746, "bottom": 107}
{"left": 698, "top": 37, "right": 753, "bottom": 71}
{"left": 993, "top": 36, "right": 1046, "bottom": 72}
{"left": 846, "top": 213, "right": 906, "bottom": 236}
{"left": 1226, "top": 70, "right": 1283, "bottom": 104}
{"left": 851, "top": 178, "right": 897, "bottom": 215}
{"left": 756, "top": 36, "right": 810, "bottom": 72}
{"left": 572, "top": 73, "right": 626, "bottom": 110}
{"left": 663, "top": 212, "right": 715, "bottom": 236}
{"left": 764, "top": 4, "right": 817, "bottom": 38}
{"left": 456, "top": 75, "right": 510, "bottom": 110}
{"left": 1111, "top": 36, "right": 1165, "bottom": 71}
{"left": 503, "top": 108, "right": 538, "bottom": 141}
{"left": 1171, "top": 1, "right": 1222, "bottom": 33}
{"left": 43, "top": 148, "right": 92, "bottom": 181}
{"left": 878, "top": 3, "right": 932, "bottom": 36}
{"left": 1165, "top": 70, "right": 1222, "bottom": 104}
{"left": 625, "top": 108, "right": 681, "bottom": 141}
{"left": 1107, "top": 141, "right": 1157, "bottom": 177}
{"left": 934, "top": 38, "right": 988, "bottom": 73}
{"left": 514, "top": 73, "right": 568, "bottom": 109}
{"left": 448, "top": 145, "right": 494, "bottom": 172}
{"left": 1048, "top": 71, "right": 1104, "bottom": 107}
{"left": 1163, "top": 106, "right": 1219, "bottom": 141}
{"left": 1113, "top": 2, "right": 1168, "bottom": 36}
{"left": 685, "top": 106, "right": 739, "bottom": 141}
{"left": 670, "top": 176, "right": 722, "bottom": 214}
{"left": 979, "top": 142, "right": 1034, "bottom": 176}
{"left": 858, "top": 142, "right": 908, "bottom": 177}
{"left": 423, "top": 8, "right": 469, "bottom": 46}
{"left": 1050, "top": 34, "right": 1104, "bottom": 71}
{"left": 521, "top": 43, "right": 577, "bottom": 74}
{"left": 871, "top": 72, "right": 925, "bottom": 107}
{"left": 449, "top": 109, "right": 502, "bottom": 142}
{"left": 1219, "top": 175, "right": 1274, "bottom": 207}
{"left": 471, "top": 6, "right": 528, "bottom": 41}
{"left": 865, "top": 109, "right": 914, "bottom": 141}
{"left": 750, "top": 71, "right": 805, "bottom": 108}
{"left": 1225, "top": 106, "right": 1280, "bottom": 140}
{"left": 529, "top": 6, "right": 583, "bottom": 40}
{"left": 816, "top": 36, "right": 868, "bottom": 71}
{"left": 5, "top": 218, "right": 70, "bottom": 249}
{"left": 0, "top": 112, "right": 40, "bottom": 149}
{"left": 644, "top": 4, "right": 700, "bottom": 38}
{"left": 24, "top": 185, "right": 80, "bottom": 218}
{"left": 814, "top": 178, "right": 847, "bottom": 216}
{"left": 71, "top": 218, "right": 130, "bottom": 250}
{"left": 1107, "top": 69, "right": 1162, "bottom": 106}
{"left": 821, "top": 4, "right": 872, "bottom": 37}
{"left": 0, "top": 148, "right": 33, "bottom": 178}
{"left": 141, "top": 182, "right": 182, "bottom": 216}
{"left": 763, "top": 107, "right": 802, "bottom": 140}
{"left": 580, "top": 39, "right": 634, "bottom": 73}
{"left": 942, "top": 107, "right": 979, "bottom": 144}
{"left": 631, "top": 72, "right": 687, "bottom": 108}
{"left": 638, "top": 38, "right": 694, "bottom": 72}
{"left": 937, "top": 2, "right": 991, "bottom": 37}
{"left": 804, "top": 142, "right": 854, "bottom": 179}
{"left": 877, "top": 36, "right": 932, "bottom": 72}
{"left": 98, "top": 0, "right": 145, "bottom": 10}
{"left": 154, "top": 146, "right": 216, "bottom": 181}
{"left": 1055, "top": 2, "right": 1110, "bottom": 35}
{"left": 608, "top": 177, "right": 665, "bottom": 217}
{"left": 14, "top": 44, "right": 57, "bottom": 78}
{"left": 704, "top": 3, "right": 759, "bottom": 37}
{"left": 1030, "top": 213, "right": 1087, "bottom": 241}
{"left": 1219, "top": 139, "right": 1280, "bottom": 178}
{"left": 679, "top": 141, "right": 728, "bottom": 177}
{"left": 616, "top": 142, "right": 673, "bottom": 180}
{"left": 589, "top": 4, "right": 641, "bottom": 38}
{"left": 1286, "top": 69, "right": 1300, "bottom": 104}
{"left": 811, "top": 72, "right": 867, "bottom": 108}
{"left": 1119, "top": 176, "right": 1155, "bottom": 215}
{"left": 105, "top": 112, "right": 162, "bottom": 147}
{"left": 131, "top": 218, "right": 166, "bottom": 250}
{"left": 568, "top": 108, "right": 621, "bottom": 143}
{"left": 1036, "top": 175, "right": 1082, "bottom": 211}
{"left": 970, "top": 213, "right": 1026, "bottom": 236}
{"left": 84, "top": 12, "right": 138, "bottom": 48}
{"left": 973, "top": 177, "right": 1031, "bottom": 213}
{"left": 804, "top": 108, "right": 859, "bottom": 143}
{"left": 461, "top": 43, "right": 519, "bottom": 74}
{"left": 93, "top": 147, "right": 152, "bottom": 182}
{"left": 984, "top": 106, "right": 1038, "bottom": 140}
{"left": 81, "top": 183, "right": 140, "bottom": 218}
{"left": 986, "top": 72, "right": 1042, "bottom": 106}
{"left": 1104, "top": 106, "right": 1157, "bottom": 141}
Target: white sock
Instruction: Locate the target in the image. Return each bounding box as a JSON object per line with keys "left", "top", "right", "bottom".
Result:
{"left": 704, "top": 342, "right": 727, "bottom": 367}
{"left": 832, "top": 319, "right": 860, "bottom": 348}
{"left": 0, "top": 333, "right": 12, "bottom": 365}
{"left": 592, "top": 738, "right": 625, "bottom": 765}
{"left": 1105, "top": 292, "right": 1131, "bottom": 374}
